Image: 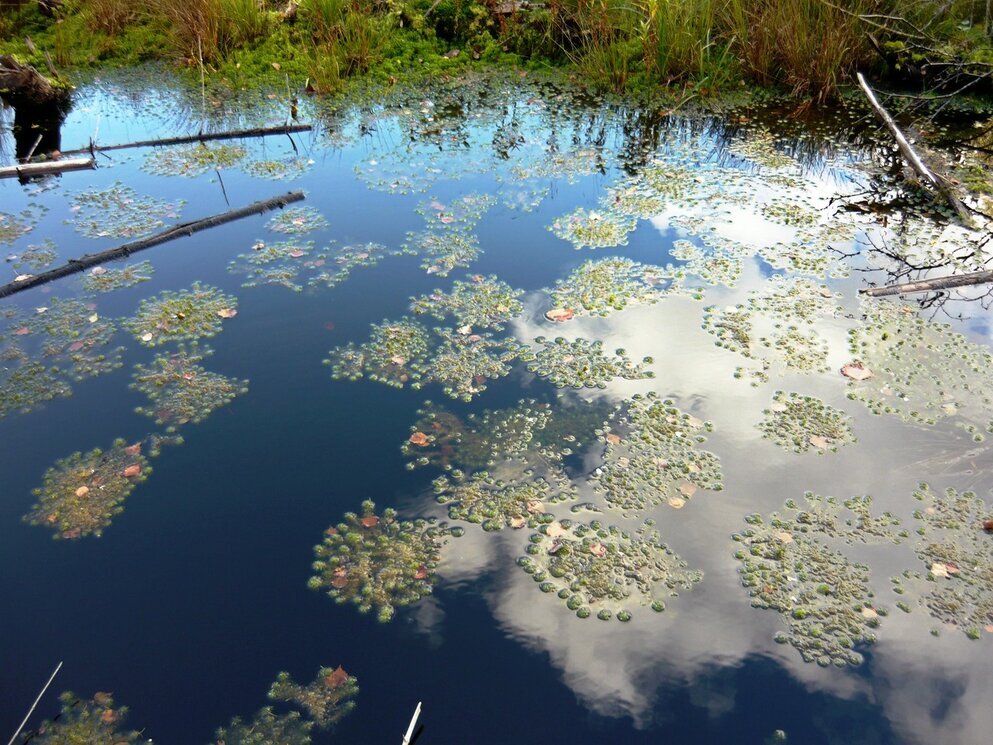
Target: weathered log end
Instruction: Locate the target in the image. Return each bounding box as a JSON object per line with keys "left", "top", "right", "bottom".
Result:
{"left": 0, "top": 54, "right": 73, "bottom": 110}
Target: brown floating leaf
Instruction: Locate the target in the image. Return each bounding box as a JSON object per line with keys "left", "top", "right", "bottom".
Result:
{"left": 122, "top": 464, "right": 141, "bottom": 477}
{"left": 774, "top": 531, "right": 794, "bottom": 544}
{"left": 667, "top": 496, "right": 686, "bottom": 509}
{"left": 544, "top": 308, "right": 575, "bottom": 323}
{"left": 124, "top": 443, "right": 142, "bottom": 456}
{"left": 408, "top": 432, "right": 430, "bottom": 447}
{"left": 605, "top": 432, "right": 622, "bottom": 445}
{"left": 808, "top": 435, "right": 830, "bottom": 450}
{"left": 414, "top": 565, "right": 429, "bottom": 580}
{"left": 93, "top": 691, "right": 113, "bottom": 706}
{"left": 100, "top": 709, "right": 117, "bottom": 724}
{"left": 678, "top": 482, "right": 697, "bottom": 498}
{"left": 509, "top": 515, "right": 527, "bottom": 529}
{"left": 589, "top": 542, "right": 607, "bottom": 558}
{"left": 545, "top": 522, "right": 567, "bottom": 537}
{"left": 216, "top": 308, "right": 238, "bottom": 319}
{"left": 525, "top": 499, "right": 544, "bottom": 514}
{"left": 840, "top": 362, "right": 873, "bottom": 381}
{"left": 75, "top": 486, "right": 89, "bottom": 497}
{"left": 326, "top": 665, "right": 348, "bottom": 688}
{"left": 861, "top": 607, "right": 878, "bottom": 619}
{"left": 360, "top": 515, "right": 380, "bottom": 528}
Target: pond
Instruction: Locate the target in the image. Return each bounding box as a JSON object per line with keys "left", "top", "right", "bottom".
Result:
{"left": 2, "top": 69, "right": 993, "bottom": 745}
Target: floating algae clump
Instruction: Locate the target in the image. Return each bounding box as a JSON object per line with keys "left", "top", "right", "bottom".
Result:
{"left": 309, "top": 500, "right": 456, "bottom": 622}
{"left": 403, "top": 229, "right": 481, "bottom": 277}
{"left": 325, "top": 318, "right": 430, "bottom": 388}
{"left": 126, "top": 282, "right": 237, "bottom": 347}
{"left": 403, "top": 399, "right": 554, "bottom": 472}
{"left": 669, "top": 239, "right": 743, "bottom": 288}
{"left": 212, "top": 707, "right": 313, "bottom": 745}
{"left": 758, "top": 391, "right": 856, "bottom": 454}
{"left": 548, "top": 258, "right": 674, "bottom": 317}
{"left": 144, "top": 142, "right": 246, "bottom": 176}
{"left": 760, "top": 197, "right": 820, "bottom": 227}
{"left": 308, "top": 242, "right": 396, "bottom": 290}
{"left": 518, "top": 519, "right": 701, "bottom": 620}
{"left": 413, "top": 329, "right": 524, "bottom": 401}
{"left": 524, "top": 337, "right": 653, "bottom": 389}
{"left": 10, "top": 239, "right": 57, "bottom": 270}
{"left": 846, "top": 298, "right": 993, "bottom": 434}
{"left": 25, "top": 438, "right": 150, "bottom": 539}
{"left": 269, "top": 666, "right": 358, "bottom": 729}
{"left": 0, "top": 211, "right": 33, "bottom": 244}
{"left": 228, "top": 239, "right": 318, "bottom": 292}
{"left": 590, "top": 392, "right": 722, "bottom": 513}
{"left": 732, "top": 495, "right": 900, "bottom": 666}
{"left": 417, "top": 193, "right": 496, "bottom": 231}
{"left": 82, "top": 261, "right": 155, "bottom": 293}
{"left": 0, "top": 362, "right": 72, "bottom": 420}
{"left": 728, "top": 129, "right": 796, "bottom": 169}
{"left": 266, "top": 207, "right": 329, "bottom": 236}
{"left": 550, "top": 208, "right": 636, "bottom": 249}
{"left": 898, "top": 483, "right": 993, "bottom": 639}
{"left": 703, "top": 276, "right": 839, "bottom": 380}
{"left": 70, "top": 182, "right": 183, "bottom": 239}
{"left": 131, "top": 343, "right": 248, "bottom": 431}
{"left": 23, "top": 691, "right": 145, "bottom": 744}
{"left": 20, "top": 298, "right": 124, "bottom": 381}
{"left": 434, "top": 465, "right": 577, "bottom": 531}
{"left": 410, "top": 275, "right": 524, "bottom": 330}
{"left": 243, "top": 156, "right": 313, "bottom": 181}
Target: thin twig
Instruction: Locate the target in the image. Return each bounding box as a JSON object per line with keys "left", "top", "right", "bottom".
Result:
{"left": 6, "top": 661, "right": 63, "bottom": 745}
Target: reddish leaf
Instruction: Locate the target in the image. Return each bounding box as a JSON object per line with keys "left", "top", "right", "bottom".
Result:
{"left": 414, "top": 565, "right": 429, "bottom": 580}
{"left": 123, "top": 464, "right": 141, "bottom": 478}
{"left": 360, "top": 515, "right": 380, "bottom": 528}
{"left": 408, "top": 432, "right": 430, "bottom": 446}
{"left": 840, "top": 362, "right": 873, "bottom": 381}
{"left": 544, "top": 308, "right": 575, "bottom": 323}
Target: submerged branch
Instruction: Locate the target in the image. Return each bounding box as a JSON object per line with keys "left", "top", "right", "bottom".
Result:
{"left": 860, "top": 269, "right": 993, "bottom": 296}
{"left": 52, "top": 124, "right": 313, "bottom": 158}
{"left": 0, "top": 191, "right": 305, "bottom": 299}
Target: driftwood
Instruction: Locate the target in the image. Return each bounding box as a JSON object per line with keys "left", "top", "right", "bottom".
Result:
{"left": 860, "top": 269, "right": 993, "bottom": 297}
{"left": 0, "top": 54, "right": 69, "bottom": 109}
{"left": 856, "top": 72, "right": 973, "bottom": 225}
{"left": 55, "top": 123, "right": 313, "bottom": 158}
{"left": 0, "top": 156, "right": 94, "bottom": 180}
{"left": 0, "top": 191, "right": 305, "bottom": 299}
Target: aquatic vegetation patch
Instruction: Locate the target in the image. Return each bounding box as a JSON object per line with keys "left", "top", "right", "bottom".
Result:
{"left": 212, "top": 707, "right": 313, "bottom": 745}
{"left": 417, "top": 193, "right": 496, "bottom": 232}
{"left": 0, "top": 211, "right": 33, "bottom": 245}
{"left": 266, "top": 207, "right": 329, "bottom": 236}
{"left": 548, "top": 258, "right": 674, "bottom": 317}
{"left": 19, "top": 298, "right": 124, "bottom": 382}
{"left": 523, "top": 337, "right": 654, "bottom": 389}
{"left": 126, "top": 282, "right": 237, "bottom": 346}
{"left": 269, "top": 666, "right": 358, "bottom": 729}
{"left": 728, "top": 130, "right": 796, "bottom": 170}
{"left": 518, "top": 519, "right": 701, "bottom": 620}
{"left": 144, "top": 142, "right": 247, "bottom": 177}
{"left": 24, "top": 691, "right": 145, "bottom": 744}
{"left": 895, "top": 484, "right": 993, "bottom": 639}
{"left": 758, "top": 392, "right": 856, "bottom": 453}
{"left": 308, "top": 242, "right": 396, "bottom": 289}
{"left": 413, "top": 329, "right": 524, "bottom": 402}
{"left": 669, "top": 239, "right": 742, "bottom": 287}
{"left": 403, "top": 229, "right": 481, "bottom": 277}
{"left": 8, "top": 239, "right": 57, "bottom": 271}
{"left": 434, "top": 465, "right": 577, "bottom": 531}
{"left": 404, "top": 399, "right": 554, "bottom": 473}
{"left": 550, "top": 208, "right": 636, "bottom": 249}
{"left": 131, "top": 343, "right": 248, "bottom": 431}
{"left": 70, "top": 182, "right": 183, "bottom": 239}
{"left": 309, "top": 500, "right": 457, "bottom": 622}
{"left": 325, "top": 318, "right": 431, "bottom": 388}
{"left": 0, "top": 362, "right": 72, "bottom": 420}
{"left": 760, "top": 197, "right": 820, "bottom": 228}
{"left": 590, "top": 392, "right": 722, "bottom": 513}
{"left": 703, "top": 276, "right": 839, "bottom": 381}
{"left": 24, "top": 438, "right": 150, "bottom": 539}
{"left": 846, "top": 298, "right": 993, "bottom": 435}
{"left": 228, "top": 239, "right": 318, "bottom": 292}
{"left": 410, "top": 275, "right": 523, "bottom": 331}
{"left": 82, "top": 261, "right": 155, "bottom": 292}
{"left": 733, "top": 495, "right": 900, "bottom": 666}
{"left": 243, "top": 156, "right": 313, "bottom": 181}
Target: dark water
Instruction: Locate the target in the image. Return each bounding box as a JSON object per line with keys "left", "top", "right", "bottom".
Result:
{"left": 1, "top": 71, "right": 992, "bottom": 745}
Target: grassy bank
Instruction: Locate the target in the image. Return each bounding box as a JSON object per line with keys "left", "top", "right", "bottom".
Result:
{"left": 3, "top": 0, "right": 993, "bottom": 103}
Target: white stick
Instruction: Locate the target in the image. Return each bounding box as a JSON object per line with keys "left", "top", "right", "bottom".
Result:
{"left": 856, "top": 72, "right": 973, "bottom": 225}
{"left": 401, "top": 701, "right": 422, "bottom": 745}
{"left": 6, "top": 661, "right": 63, "bottom": 745}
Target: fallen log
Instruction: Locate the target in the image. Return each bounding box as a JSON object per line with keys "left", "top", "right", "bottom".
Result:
{"left": 0, "top": 191, "right": 305, "bottom": 299}
{"left": 856, "top": 72, "right": 973, "bottom": 225}
{"left": 0, "top": 156, "right": 94, "bottom": 180}
{"left": 0, "top": 54, "right": 71, "bottom": 109}
{"left": 55, "top": 123, "right": 313, "bottom": 158}
{"left": 860, "top": 269, "right": 993, "bottom": 297}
